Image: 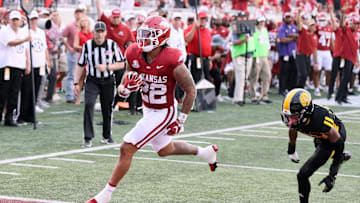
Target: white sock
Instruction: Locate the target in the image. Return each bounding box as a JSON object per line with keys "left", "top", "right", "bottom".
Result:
{"left": 94, "top": 183, "right": 115, "bottom": 203}
{"left": 196, "top": 146, "right": 216, "bottom": 163}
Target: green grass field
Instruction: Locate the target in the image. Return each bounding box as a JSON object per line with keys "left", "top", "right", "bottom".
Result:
{"left": 0, "top": 89, "right": 360, "bottom": 203}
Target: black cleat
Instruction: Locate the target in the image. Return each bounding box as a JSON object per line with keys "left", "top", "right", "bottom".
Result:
{"left": 343, "top": 151, "right": 352, "bottom": 161}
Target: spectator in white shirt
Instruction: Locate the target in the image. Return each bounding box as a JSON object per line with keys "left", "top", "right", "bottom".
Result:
{"left": 17, "top": 11, "right": 51, "bottom": 124}
{"left": 0, "top": 11, "right": 31, "bottom": 126}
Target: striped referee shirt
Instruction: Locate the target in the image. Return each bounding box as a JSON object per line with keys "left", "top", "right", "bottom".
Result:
{"left": 78, "top": 38, "right": 124, "bottom": 78}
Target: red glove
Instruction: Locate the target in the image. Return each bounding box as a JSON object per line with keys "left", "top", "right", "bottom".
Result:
{"left": 124, "top": 71, "right": 142, "bottom": 92}
{"left": 167, "top": 112, "right": 188, "bottom": 135}
{"left": 167, "top": 119, "right": 184, "bottom": 135}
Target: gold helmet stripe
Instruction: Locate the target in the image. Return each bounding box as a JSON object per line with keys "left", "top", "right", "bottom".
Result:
{"left": 283, "top": 89, "right": 299, "bottom": 111}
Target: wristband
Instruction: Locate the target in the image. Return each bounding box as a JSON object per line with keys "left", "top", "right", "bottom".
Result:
{"left": 178, "top": 112, "right": 188, "bottom": 124}
{"left": 287, "top": 143, "right": 296, "bottom": 154}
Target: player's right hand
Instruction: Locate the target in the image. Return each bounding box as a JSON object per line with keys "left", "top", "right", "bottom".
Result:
{"left": 124, "top": 71, "right": 142, "bottom": 92}
{"left": 288, "top": 152, "right": 300, "bottom": 163}
{"left": 319, "top": 175, "right": 336, "bottom": 192}
{"left": 167, "top": 119, "right": 184, "bottom": 135}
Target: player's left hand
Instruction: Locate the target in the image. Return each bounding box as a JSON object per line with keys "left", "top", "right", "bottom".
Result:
{"left": 319, "top": 175, "right": 336, "bottom": 192}
{"left": 167, "top": 119, "right": 184, "bottom": 135}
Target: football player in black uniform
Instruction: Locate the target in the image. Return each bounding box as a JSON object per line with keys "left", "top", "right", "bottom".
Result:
{"left": 281, "top": 88, "right": 351, "bottom": 203}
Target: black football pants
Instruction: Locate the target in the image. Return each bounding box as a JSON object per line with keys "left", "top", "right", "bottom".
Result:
{"left": 0, "top": 67, "right": 24, "bottom": 122}
{"left": 84, "top": 76, "right": 115, "bottom": 141}
{"left": 298, "top": 124, "right": 346, "bottom": 203}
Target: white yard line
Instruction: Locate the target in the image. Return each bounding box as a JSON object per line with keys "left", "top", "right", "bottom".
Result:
{"left": 238, "top": 129, "right": 277, "bottom": 134}
{"left": 50, "top": 110, "right": 78, "bottom": 115}
{"left": 261, "top": 126, "right": 288, "bottom": 130}
{"left": 222, "top": 133, "right": 360, "bottom": 145}
{"left": 0, "top": 195, "right": 71, "bottom": 203}
{"left": 0, "top": 171, "right": 20, "bottom": 176}
{"left": 195, "top": 136, "right": 236, "bottom": 141}
{"left": 10, "top": 163, "right": 58, "bottom": 169}
{"left": 81, "top": 153, "right": 360, "bottom": 179}
{"left": 342, "top": 120, "right": 360, "bottom": 123}
{"left": 1, "top": 109, "right": 359, "bottom": 166}
{"left": 340, "top": 116, "right": 360, "bottom": 120}
{"left": 48, "top": 158, "right": 95, "bottom": 163}
{"left": 138, "top": 149, "right": 157, "bottom": 153}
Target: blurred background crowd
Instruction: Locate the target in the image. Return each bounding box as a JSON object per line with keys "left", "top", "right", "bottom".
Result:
{"left": 0, "top": 0, "right": 360, "bottom": 127}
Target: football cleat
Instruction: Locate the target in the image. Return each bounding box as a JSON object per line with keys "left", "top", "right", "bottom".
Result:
{"left": 208, "top": 145, "right": 218, "bottom": 172}
{"left": 85, "top": 199, "right": 98, "bottom": 203}
{"left": 343, "top": 151, "right": 352, "bottom": 161}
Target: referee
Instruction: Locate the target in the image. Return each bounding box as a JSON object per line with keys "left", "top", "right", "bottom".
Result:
{"left": 74, "top": 21, "right": 124, "bottom": 147}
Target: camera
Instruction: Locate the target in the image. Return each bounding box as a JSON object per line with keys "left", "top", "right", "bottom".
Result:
{"left": 231, "top": 20, "right": 256, "bottom": 35}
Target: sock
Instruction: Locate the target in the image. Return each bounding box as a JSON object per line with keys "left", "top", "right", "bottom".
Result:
{"left": 196, "top": 146, "right": 216, "bottom": 163}
{"left": 105, "top": 182, "right": 116, "bottom": 192}
{"left": 94, "top": 183, "right": 116, "bottom": 203}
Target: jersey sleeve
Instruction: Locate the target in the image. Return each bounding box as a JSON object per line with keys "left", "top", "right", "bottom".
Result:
{"left": 124, "top": 43, "right": 139, "bottom": 70}
{"left": 170, "top": 48, "right": 185, "bottom": 68}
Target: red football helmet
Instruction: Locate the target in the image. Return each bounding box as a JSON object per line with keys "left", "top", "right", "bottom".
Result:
{"left": 137, "top": 16, "right": 170, "bottom": 52}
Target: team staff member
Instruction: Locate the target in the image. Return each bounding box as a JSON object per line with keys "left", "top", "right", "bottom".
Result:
{"left": 0, "top": 11, "right": 31, "bottom": 126}
{"left": 74, "top": 22, "right": 124, "bottom": 147}
{"left": 231, "top": 11, "right": 255, "bottom": 106}
{"left": 18, "top": 11, "right": 51, "bottom": 124}
{"left": 335, "top": 9, "right": 359, "bottom": 104}
{"left": 184, "top": 11, "right": 212, "bottom": 84}
{"left": 278, "top": 12, "right": 298, "bottom": 96}
{"left": 281, "top": 88, "right": 350, "bottom": 203}
{"left": 328, "top": 4, "right": 343, "bottom": 100}
{"left": 295, "top": 10, "right": 318, "bottom": 88}
{"left": 95, "top": 0, "right": 135, "bottom": 54}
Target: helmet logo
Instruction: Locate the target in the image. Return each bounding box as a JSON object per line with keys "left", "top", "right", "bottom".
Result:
{"left": 300, "top": 92, "right": 311, "bottom": 107}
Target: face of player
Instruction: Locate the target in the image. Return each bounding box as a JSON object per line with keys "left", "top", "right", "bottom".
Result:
{"left": 111, "top": 16, "right": 121, "bottom": 25}
{"left": 30, "top": 18, "right": 38, "bottom": 29}
{"left": 94, "top": 30, "right": 106, "bottom": 45}
{"left": 317, "top": 20, "right": 327, "bottom": 27}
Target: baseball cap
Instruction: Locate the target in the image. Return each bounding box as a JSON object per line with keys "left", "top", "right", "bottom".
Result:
{"left": 136, "top": 15, "right": 146, "bottom": 23}
{"left": 125, "top": 15, "right": 135, "bottom": 22}
{"left": 9, "top": 10, "right": 21, "bottom": 20}
{"left": 29, "top": 10, "right": 39, "bottom": 19}
{"left": 171, "top": 12, "right": 182, "bottom": 20}
{"left": 111, "top": 8, "right": 121, "bottom": 17}
{"left": 76, "top": 4, "right": 86, "bottom": 12}
{"left": 198, "top": 12, "right": 208, "bottom": 19}
{"left": 94, "top": 21, "right": 106, "bottom": 31}
{"left": 211, "top": 34, "right": 225, "bottom": 47}
{"left": 238, "top": 10, "right": 248, "bottom": 17}
{"left": 257, "top": 16, "right": 266, "bottom": 22}
{"left": 39, "top": 9, "right": 50, "bottom": 16}
{"left": 284, "top": 12, "right": 292, "bottom": 18}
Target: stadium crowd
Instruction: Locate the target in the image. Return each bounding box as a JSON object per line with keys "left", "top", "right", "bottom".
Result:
{"left": 0, "top": 0, "right": 359, "bottom": 128}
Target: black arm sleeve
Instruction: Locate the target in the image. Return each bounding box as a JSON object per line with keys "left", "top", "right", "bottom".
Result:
{"left": 329, "top": 138, "right": 345, "bottom": 178}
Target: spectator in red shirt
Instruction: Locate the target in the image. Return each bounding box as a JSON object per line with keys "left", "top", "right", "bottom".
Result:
{"left": 184, "top": 11, "right": 212, "bottom": 83}
{"left": 73, "top": 16, "right": 93, "bottom": 105}
{"left": 295, "top": 9, "right": 317, "bottom": 88}
{"left": 95, "top": 0, "right": 135, "bottom": 55}
{"left": 211, "top": 16, "right": 230, "bottom": 39}
{"left": 335, "top": 8, "right": 359, "bottom": 104}
{"left": 232, "top": 0, "right": 249, "bottom": 11}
